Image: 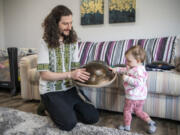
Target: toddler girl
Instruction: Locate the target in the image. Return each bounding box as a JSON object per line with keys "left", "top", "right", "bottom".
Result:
{"left": 110, "top": 45, "right": 156, "bottom": 134}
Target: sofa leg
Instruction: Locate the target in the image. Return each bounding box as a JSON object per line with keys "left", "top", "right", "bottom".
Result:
{"left": 37, "top": 101, "right": 46, "bottom": 116}
{"left": 10, "top": 88, "right": 17, "bottom": 96}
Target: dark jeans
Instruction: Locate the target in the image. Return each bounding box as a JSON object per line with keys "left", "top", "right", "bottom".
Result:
{"left": 41, "top": 87, "right": 99, "bottom": 131}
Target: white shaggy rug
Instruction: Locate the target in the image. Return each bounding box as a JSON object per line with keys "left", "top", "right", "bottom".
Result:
{"left": 0, "top": 107, "right": 143, "bottom": 135}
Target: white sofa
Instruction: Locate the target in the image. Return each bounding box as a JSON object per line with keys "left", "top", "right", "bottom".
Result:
{"left": 20, "top": 35, "right": 180, "bottom": 121}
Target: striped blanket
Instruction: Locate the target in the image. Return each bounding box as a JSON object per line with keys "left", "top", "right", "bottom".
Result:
{"left": 78, "top": 36, "right": 176, "bottom": 66}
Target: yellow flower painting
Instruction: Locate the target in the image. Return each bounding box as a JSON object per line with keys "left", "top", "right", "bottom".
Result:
{"left": 81, "top": 0, "right": 104, "bottom": 25}
{"left": 109, "top": 0, "right": 136, "bottom": 23}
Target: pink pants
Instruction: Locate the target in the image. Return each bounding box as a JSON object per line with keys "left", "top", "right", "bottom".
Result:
{"left": 123, "top": 99, "right": 150, "bottom": 126}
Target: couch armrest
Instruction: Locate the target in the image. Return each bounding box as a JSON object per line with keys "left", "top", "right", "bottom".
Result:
{"left": 20, "top": 54, "right": 40, "bottom": 100}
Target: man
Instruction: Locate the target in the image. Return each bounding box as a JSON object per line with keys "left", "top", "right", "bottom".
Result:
{"left": 37, "top": 5, "right": 99, "bottom": 131}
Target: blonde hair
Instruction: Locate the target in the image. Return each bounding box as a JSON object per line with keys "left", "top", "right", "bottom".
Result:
{"left": 125, "top": 45, "right": 146, "bottom": 63}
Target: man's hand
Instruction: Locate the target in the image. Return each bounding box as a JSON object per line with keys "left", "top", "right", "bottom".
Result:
{"left": 71, "top": 68, "right": 90, "bottom": 82}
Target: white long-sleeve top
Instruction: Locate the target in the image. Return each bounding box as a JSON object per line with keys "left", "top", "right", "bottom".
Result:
{"left": 116, "top": 65, "right": 148, "bottom": 100}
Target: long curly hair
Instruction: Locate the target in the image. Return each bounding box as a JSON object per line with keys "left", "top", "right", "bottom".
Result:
{"left": 42, "top": 5, "right": 77, "bottom": 48}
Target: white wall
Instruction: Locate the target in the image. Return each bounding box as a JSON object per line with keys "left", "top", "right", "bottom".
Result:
{"left": 3, "top": 0, "right": 180, "bottom": 48}
{"left": 0, "top": 0, "right": 4, "bottom": 48}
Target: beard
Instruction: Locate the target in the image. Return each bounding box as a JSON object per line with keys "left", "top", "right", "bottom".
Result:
{"left": 59, "top": 29, "right": 74, "bottom": 44}
{"left": 60, "top": 29, "right": 71, "bottom": 38}
{"left": 58, "top": 27, "right": 77, "bottom": 44}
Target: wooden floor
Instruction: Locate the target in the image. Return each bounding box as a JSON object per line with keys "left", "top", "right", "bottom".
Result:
{"left": 0, "top": 89, "right": 180, "bottom": 135}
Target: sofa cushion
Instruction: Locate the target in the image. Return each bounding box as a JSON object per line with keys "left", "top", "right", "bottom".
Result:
{"left": 146, "top": 37, "right": 176, "bottom": 64}
{"left": 147, "top": 70, "right": 180, "bottom": 96}
{"left": 80, "top": 87, "right": 180, "bottom": 121}
{"left": 80, "top": 70, "right": 180, "bottom": 96}
{"left": 78, "top": 36, "right": 176, "bottom": 66}
{"left": 103, "top": 70, "right": 180, "bottom": 96}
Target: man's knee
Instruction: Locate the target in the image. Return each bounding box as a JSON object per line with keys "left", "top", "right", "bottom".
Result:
{"left": 89, "top": 112, "right": 99, "bottom": 124}
{"left": 56, "top": 119, "right": 77, "bottom": 131}
{"left": 83, "top": 109, "right": 99, "bottom": 124}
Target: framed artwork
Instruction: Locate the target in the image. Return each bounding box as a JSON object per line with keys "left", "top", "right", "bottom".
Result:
{"left": 109, "top": 0, "right": 136, "bottom": 23}
{"left": 81, "top": 0, "right": 104, "bottom": 25}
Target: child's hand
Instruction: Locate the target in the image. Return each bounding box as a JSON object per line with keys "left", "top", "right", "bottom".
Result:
{"left": 109, "top": 67, "right": 116, "bottom": 73}
{"left": 122, "top": 74, "right": 127, "bottom": 80}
